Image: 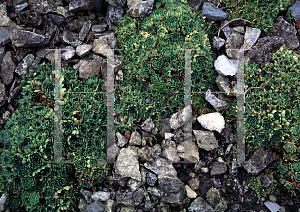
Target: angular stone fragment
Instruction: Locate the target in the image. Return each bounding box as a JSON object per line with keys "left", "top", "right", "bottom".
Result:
{"left": 129, "top": 130, "right": 142, "bottom": 146}
{"left": 10, "top": 28, "right": 50, "bottom": 47}
{"left": 178, "top": 140, "right": 199, "bottom": 163}
{"left": 211, "top": 161, "right": 227, "bottom": 175}
{"left": 202, "top": 2, "right": 228, "bottom": 21}
{"left": 61, "top": 30, "right": 82, "bottom": 47}
{"left": 28, "top": 0, "right": 63, "bottom": 14}
{"left": 14, "top": 2, "right": 28, "bottom": 13}
{"left": 240, "top": 26, "right": 261, "bottom": 51}
{"left": 212, "top": 36, "right": 225, "bottom": 51}
{"left": 116, "top": 131, "right": 128, "bottom": 147}
{"left": 76, "top": 44, "right": 93, "bottom": 57}
{"left": 79, "top": 20, "right": 91, "bottom": 41}
{"left": 0, "top": 27, "right": 10, "bottom": 47}
{"left": 289, "top": 1, "right": 300, "bottom": 22}
{"left": 225, "top": 32, "right": 244, "bottom": 59}
{"left": 144, "top": 157, "right": 177, "bottom": 177}
{"left": 106, "top": 0, "right": 126, "bottom": 8}
{"left": 214, "top": 55, "right": 238, "bottom": 76}
{"left": 205, "top": 89, "right": 229, "bottom": 112}
{"left": 15, "top": 53, "right": 35, "bottom": 75}
{"left": 188, "top": 197, "right": 215, "bottom": 212}
{"left": 127, "top": 0, "right": 154, "bottom": 18}
{"left": 197, "top": 112, "right": 225, "bottom": 133}
{"left": 18, "top": 10, "right": 42, "bottom": 27}
{"left": 106, "top": 5, "right": 124, "bottom": 25}
{"left": 68, "top": 0, "right": 93, "bottom": 12}
{"left": 92, "top": 23, "right": 107, "bottom": 32}
{"left": 1, "top": 51, "right": 16, "bottom": 85}
{"left": 61, "top": 46, "right": 75, "bottom": 60}
{"left": 243, "top": 148, "right": 274, "bottom": 174}
{"left": 47, "top": 13, "right": 65, "bottom": 25}
{"left": 169, "top": 105, "right": 192, "bottom": 130}
{"left": 193, "top": 130, "right": 219, "bottom": 151}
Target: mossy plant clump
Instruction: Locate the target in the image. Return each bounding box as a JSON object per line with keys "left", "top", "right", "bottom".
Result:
{"left": 219, "top": 0, "right": 294, "bottom": 34}
{"left": 113, "top": 0, "right": 219, "bottom": 134}
{"left": 244, "top": 45, "right": 300, "bottom": 194}
{"left": 0, "top": 63, "right": 110, "bottom": 211}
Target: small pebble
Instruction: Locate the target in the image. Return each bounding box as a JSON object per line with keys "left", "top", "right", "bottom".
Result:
{"left": 269, "top": 195, "right": 276, "bottom": 203}
{"left": 89, "top": 13, "right": 96, "bottom": 21}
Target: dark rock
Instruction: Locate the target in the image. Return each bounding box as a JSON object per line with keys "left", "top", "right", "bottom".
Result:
{"left": 158, "top": 175, "right": 184, "bottom": 193}
{"left": 18, "top": 10, "right": 42, "bottom": 27}
{"left": 10, "top": 28, "right": 50, "bottom": 47}
{"left": 0, "top": 27, "right": 10, "bottom": 47}
{"left": 47, "top": 13, "right": 65, "bottom": 25}
{"left": 178, "top": 171, "right": 193, "bottom": 182}
{"left": 220, "top": 125, "right": 235, "bottom": 144}
{"left": 201, "top": 2, "right": 228, "bottom": 21}
{"left": 0, "top": 51, "right": 16, "bottom": 85}
{"left": 261, "top": 174, "right": 272, "bottom": 188}
{"left": 106, "top": 5, "right": 124, "bottom": 26}
{"left": 67, "top": 16, "right": 85, "bottom": 32}
{"left": 146, "top": 171, "right": 157, "bottom": 186}
{"left": 68, "top": 0, "right": 93, "bottom": 12}
{"left": 160, "top": 190, "right": 184, "bottom": 206}
{"left": 15, "top": 47, "right": 33, "bottom": 62}
{"left": 106, "top": 0, "right": 126, "bottom": 8}
{"left": 28, "top": 0, "right": 63, "bottom": 14}
{"left": 187, "top": 0, "right": 203, "bottom": 12}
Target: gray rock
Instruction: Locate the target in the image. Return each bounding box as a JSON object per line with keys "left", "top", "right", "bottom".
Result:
{"left": 176, "top": 144, "right": 185, "bottom": 153}
{"left": 289, "top": 0, "right": 300, "bottom": 22}
{"left": 91, "top": 191, "right": 111, "bottom": 202}
{"left": 129, "top": 130, "right": 142, "bottom": 146}
{"left": 144, "top": 157, "right": 177, "bottom": 177}
{"left": 92, "top": 23, "right": 107, "bottom": 32}
{"left": 10, "top": 28, "right": 50, "bottom": 47}
{"left": 161, "top": 190, "right": 185, "bottom": 206}
{"left": 244, "top": 36, "right": 284, "bottom": 66}
{"left": 197, "top": 112, "right": 225, "bottom": 133}
{"left": 92, "top": 31, "right": 117, "bottom": 57}
{"left": 73, "top": 54, "right": 102, "bottom": 79}
{"left": 214, "top": 55, "right": 238, "bottom": 76}
{"left": 169, "top": 105, "right": 192, "bottom": 130}
{"left": 147, "top": 187, "right": 164, "bottom": 198}
{"left": 0, "top": 27, "right": 10, "bottom": 46}
{"left": 186, "top": 0, "right": 203, "bottom": 12}
{"left": 68, "top": 16, "right": 85, "bottom": 32}
{"left": 178, "top": 140, "right": 199, "bottom": 163}
{"left": 193, "top": 130, "right": 219, "bottom": 151}
{"left": 202, "top": 2, "right": 228, "bottom": 21}
{"left": 162, "top": 145, "right": 180, "bottom": 162}
{"left": 261, "top": 174, "right": 272, "bottom": 188}
{"left": 0, "top": 47, "right": 4, "bottom": 64}
{"left": 221, "top": 20, "right": 231, "bottom": 38}
{"left": 61, "top": 46, "right": 75, "bottom": 60}
{"left": 243, "top": 148, "right": 274, "bottom": 174}
{"left": 13, "top": 0, "right": 28, "bottom": 7}
{"left": 8, "top": 85, "right": 21, "bottom": 103}
{"left": 206, "top": 187, "right": 221, "bottom": 208}
{"left": 186, "top": 185, "right": 197, "bottom": 198}
{"left": 211, "top": 161, "right": 227, "bottom": 175}
{"left": 159, "top": 118, "right": 172, "bottom": 138}
{"left": 127, "top": 178, "right": 142, "bottom": 192}
{"left": 116, "top": 131, "right": 128, "bottom": 147}
{"left": 205, "top": 89, "right": 229, "bottom": 112}
{"left": 116, "top": 190, "right": 135, "bottom": 207}
{"left": 107, "top": 143, "right": 120, "bottom": 162}
{"left": 56, "top": 6, "right": 75, "bottom": 18}
{"left": 106, "top": 0, "right": 126, "bottom": 8}
{"left": 15, "top": 53, "right": 35, "bottom": 75}
{"left": 225, "top": 32, "right": 244, "bottom": 59}
{"left": 115, "top": 146, "right": 141, "bottom": 181}
{"left": 140, "top": 118, "right": 156, "bottom": 133}
{"left": 1, "top": 51, "right": 16, "bottom": 85}
{"left": 14, "top": 2, "right": 28, "bottom": 13}
{"left": 47, "top": 13, "right": 65, "bottom": 25}
{"left": 0, "top": 191, "right": 9, "bottom": 212}
{"left": 215, "top": 75, "right": 234, "bottom": 96}
{"left": 28, "top": 0, "right": 63, "bottom": 14}
{"left": 80, "top": 189, "right": 93, "bottom": 204}
{"left": 28, "top": 56, "right": 41, "bottom": 72}
{"left": 106, "top": 5, "right": 124, "bottom": 26}
{"left": 68, "top": 0, "right": 93, "bottom": 12}
{"left": 212, "top": 36, "right": 225, "bottom": 51}
{"left": 264, "top": 201, "right": 281, "bottom": 212}
{"left": 78, "top": 198, "right": 88, "bottom": 212}
{"left": 146, "top": 171, "right": 157, "bottom": 186}
{"left": 61, "top": 30, "right": 82, "bottom": 47}
{"left": 76, "top": 44, "right": 93, "bottom": 57}
{"left": 79, "top": 20, "right": 91, "bottom": 41}
{"left": 164, "top": 133, "right": 174, "bottom": 140}
{"left": 105, "top": 199, "right": 115, "bottom": 212}
{"left": 188, "top": 197, "right": 215, "bottom": 212}
{"left": 0, "top": 83, "right": 7, "bottom": 107}
{"left": 127, "top": 0, "right": 154, "bottom": 18}
{"left": 240, "top": 26, "right": 261, "bottom": 51}
{"left": 86, "top": 200, "right": 106, "bottom": 212}
{"left": 232, "top": 26, "right": 244, "bottom": 34}
{"left": 273, "top": 16, "right": 299, "bottom": 50}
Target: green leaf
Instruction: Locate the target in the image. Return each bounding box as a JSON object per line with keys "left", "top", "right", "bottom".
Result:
{"left": 156, "top": 2, "right": 161, "bottom": 8}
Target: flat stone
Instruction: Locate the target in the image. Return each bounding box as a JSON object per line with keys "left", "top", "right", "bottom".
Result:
{"left": 61, "top": 46, "right": 75, "bottom": 60}
{"left": 0, "top": 27, "right": 10, "bottom": 47}
{"left": 91, "top": 23, "right": 107, "bottom": 32}
{"left": 232, "top": 26, "right": 244, "bottom": 34}
{"left": 169, "top": 105, "right": 192, "bottom": 130}
{"left": 221, "top": 20, "right": 231, "bottom": 38}
{"left": 79, "top": 20, "right": 91, "bottom": 41}
{"left": 205, "top": 89, "right": 230, "bottom": 112}
{"left": 215, "top": 75, "right": 234, "bottom": 95}
{"left": 15, "top": 53, "right": 35, "bottom": 75}
{"left": 197, "top": 112, "right": 225, "bottom": 133}
{"left": 214, "top": 55, "right": 238, "bottom": 76}
{"left": 186, "top": 185, "right": 197, "bottom": 198}
{"left": 206, "top": 187, "right": 221, "bottom": 208}
{"left": 68, "top": 0, "right": 93, "bottom": 12}
{"left": 28, "top": 56, "right": 41, "bottom": 72}
{"left": 212, "top": 36, "right": 225, "bottom": 51}
{"left": 211, "top": 161, "right": 227, "bottom": 175}
{"left": 193, "top": 130, "right": 219, "bottom": 151}
{"left": 10, "top": 28, "right": 50, "bottom": 47}
{"left": 1, "top": 51, "right": 16, "bottom": 85}
{"left": 86, "top": 200, "right": 106, "bottom": 212}
{"left": 61, "top": 30, "right": 82, "bottom": 47}
{"left": 240, "top": 26, "right": 261, "bottom": 51}
{"left": 289, "top": 0, "right": 300, "bottom": 22}
{"left": 47, "top": 13, "right": 65, "bottom": 25}
{"left": 92, "top": 31, "right": 117, "bottom": 57}
{"left": 264, "top": 201, "right": 281, "bottom": 212}
{"left": 202, "top": 2, "right": 228, "bottom": 21}
{"left": 73, "top": 54, "right": 102, "bottom": 79}
{"left": 56, "top": 6, "right": 75, "bottom": 18}
{"left": 144, "top": 157, "right": 177, "bottom": 177}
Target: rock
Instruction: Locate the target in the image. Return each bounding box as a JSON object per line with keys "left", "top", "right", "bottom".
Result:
{"left": 14, "top": 2, "right": 28, "bottom": 13}
{"left": 107, "top": 0, "right": 126, "bottom": 8}
{"left": 164, "top": 133, "right": 174, "bottom": 140}
{"left": 146, "top": 171, "right": 157, "bottom": 186}
{"left": 243, "top": 148, "right": 274, "bottom": 174}
{"left": 127, "top": 178, "right": 142, "bottom": 192}
{"left": 88, "top": 13, "right": 96, "bottom": 20}
{"left": 261, "top": 174, "right": 272, "bottom": 188}
{"left": 0, "top": 191, "right": 9, "bottom": 212}
{"left": 201, "top": 2, "right": 228, "bottom": 21}
{"left": 169, "top": 105, "right": 192, "bottom": 130}
{"left": 186, "top": 0, "right": 203, "bottom": 12}
{"left": 115, "top": 146, "right": 141, "bottom": 181}
{"left": 221, "top": 20, "right": 231, "bottom": 38}
{"left": 116, "top": 70, "right": 123, "bottom": 81}
{"left": 80, "top": 189, "right": 93, "bottom": 204}
{"left": 68, "top": 16, "right": 85, "bottom": 32}
{"left": 56, "top": 6, "right": 74, "bottom": 18}
{"left": 0, "top": 47, "right": 5, "bottom": 64}
{"left": 92, "top": 31, "right": 118, "bottom": 57}
{"left": 220, "top": 125, "right": 235, "bottom": 144}
{"left": 127, "top": 0, "right": 154, "bottom": 18}
{"left": 0, "top": 27, "right": 10, "bottom": 47}
{"left": 214, "top": 55, "right": 238, "bottom": 76}
{"left": 18, "top": 10, "right": 42, "bottom": 27}
{"left": 61, "top": 46, "right": 75, "bottom": 60}
{"left": 92, "top": 191, "right": 111, "bottom": 202}
{"left": 116, "top": 131, "right": 128, "bottom": 147}
{"left": 188, "top": 197, "right": 215, "bottom": 212}
{"left": 73, "top": 54, "right": 102, "bottom": 80}
{"left": 86, "top": 200, "right": 106, "bottom": 212}
{"left": 0, "top": 83, "right": 7, "bottom": 106}
{"left": 14, "top": 53, "right": 35, "bottom": 75}
{"left": 173, "top": 128, "right": 185, "bottom": 143}
{"left": 197, "top": 112, "right": 225, "bottom": 133}
{"left": 211, "top": 162, "right": 227, "bottom": 175}
{"left": 206, "top": 187, "right": 221, "bottom": 208}
{"left": 129, "top": 130, "right": 142, "bottom": 146}
{"left": 1, "top": 51, "right": 16, "bottom": 85}
{"left": 289, "top": 1, "right": 300, "bottom": 22}
{"left": 215, "top": 75, "right": 233, "bottom": 95}
{"left": 107, "top": 143, "right": 120, "bottom": 162}
{"left": 205, "top": 89, "right": 229, "bottom": 112}
{"left": 232, "top": 26, "right": 244, "bottom": 34}
{"left": 76, "top": 44, "right": 93, "bottom": 57}
{"left": 212, "top": 36, "right": 225, "bottom": 51}
{"left": 185, "top": 185, "right": 197, "bottom": 198}
{"left": 225, "top": 32, "right": 244, "bottom": 59}
{"left": 147, "top": 186, "right": 164, "bottom": 198}
{"left": 47, "top": 13, "right": 65, "bottom": 25}
{"left": 10, "top": 28, "right": 50, "bottom": 47}
{"left": 240, "top": 26, "right": 261, "bottom": 51}
{"left": 193, "top": 130, "right": 219, "bottom": 151}
{"left": 178, "top": 140, "right": 199, "bottom": 163}
{"left": 188, "top": 177, "right": 200, "bottom": 191}
{"left": 160, "top": 190, "right": 185, "bottom": 206}
{"left": 264, "top": 201, "right": 281, "bottom": 212}
{"left": 91, "top": 23, "right": 107, "bottom": 32}
{"left": 162, "top": 145, "right": 180, "bottom": 162}
{"left": 78, "top": 20, "right": 91, "bottom": 42}
{"left": 68, "top": 0, "right": 93, "bottom": 12}
{"left": 116, "top": 190, "right": 135, "bottom": 207}
{"left": 272, "top": 16, "right": 299, "bottom": 50}
{"left": 269, "top": 195, "right": 276, "bottom": 203}
{"left": 244, "top": 36, "right": 284, "bottom": 66}
{"left": 61, "top": 30, "right": 82, "bottom": 47}
{"left": 28, "top": 56, "right": 41, "bottom": 72}
{"left": 105, "top": 199, "right": 115, "bottom": 212}
{"left": 28, "top": 0, "right": 63, "bottom": 14}
{"left": 138, "top": 146, "right": 160, "bottom": 162}
{"left": 215, "top": 197, "right": 228, "bottom": 212}
{"left": 78, "top": 198, "right": 88, "bottom": 212}
{"left": 144, "top": 157, "right": 177, "bottom": 177}
{"left": 106, "top": 5, "right": 124, "bottom": 25}
{"left": 140, "top": 118, "right": 156, "bottom": 133}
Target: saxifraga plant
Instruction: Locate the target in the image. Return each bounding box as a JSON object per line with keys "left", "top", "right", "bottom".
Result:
{"left": 0, "top": 62, "right": 110, "bottom": 211}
